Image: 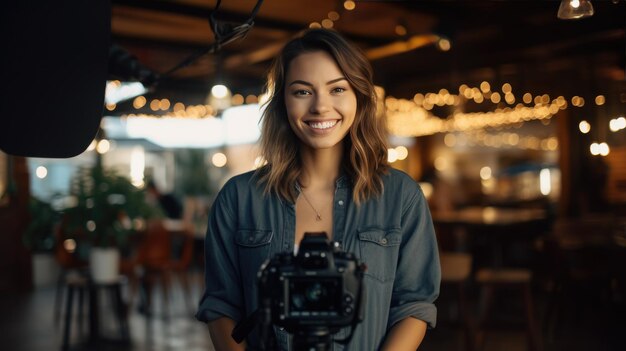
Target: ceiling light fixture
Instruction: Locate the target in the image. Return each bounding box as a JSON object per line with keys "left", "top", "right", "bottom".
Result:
{"left": 557, "top": 0, "right": 594, "bottom": 20}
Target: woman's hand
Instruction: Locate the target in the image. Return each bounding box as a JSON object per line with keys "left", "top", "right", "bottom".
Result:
{"left": 380, "top": 317, "right": 427, "bottom": 350}
{"left": 208, "top": 317, "right": 247, "bottom": 351}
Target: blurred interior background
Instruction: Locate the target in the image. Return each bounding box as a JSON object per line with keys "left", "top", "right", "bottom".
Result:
{"left": 1, "top": 1, "right": 626, "bottom": 350}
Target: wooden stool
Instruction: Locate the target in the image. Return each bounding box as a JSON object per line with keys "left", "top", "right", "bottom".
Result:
{"left": 61, "top": 274, "right": 130, "bottom": 351}
{"left": 475, "top": 268, "right": 541, "bottom": 351}
{"left": 440, "top": 252, "right": 475, "bottom": 351}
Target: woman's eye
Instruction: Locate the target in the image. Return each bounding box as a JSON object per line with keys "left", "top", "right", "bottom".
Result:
{"left": 331, "top": 87, "right": 347, "bottom": 94}
{"left": 293, "top": 90, "right": 311, "bottom": 96}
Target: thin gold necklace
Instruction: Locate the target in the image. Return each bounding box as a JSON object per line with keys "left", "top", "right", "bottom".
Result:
{"left": 299, "top": 190, "right": 323, "bottom": 221}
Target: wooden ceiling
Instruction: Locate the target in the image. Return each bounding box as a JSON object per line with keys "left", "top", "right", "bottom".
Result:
{"left": 109, "top": 0, "right": 626, "bottom": 106}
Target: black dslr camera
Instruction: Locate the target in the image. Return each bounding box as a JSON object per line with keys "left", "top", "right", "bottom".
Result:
{"left": 233, "top": 232, "right": 365, "bottom": 350}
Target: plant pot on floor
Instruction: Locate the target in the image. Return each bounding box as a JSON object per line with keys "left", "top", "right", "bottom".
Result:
{"left": 89, "top": 247, "right": 120, "bottom": 284}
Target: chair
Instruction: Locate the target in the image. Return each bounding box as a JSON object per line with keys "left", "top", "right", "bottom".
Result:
{"left": 474, "top": 267, "right": 541, "bottom": 351}
{"left": 53, "top": 224, "right": 88, "bottom": 326}
{"left": 135, "top": 219, "right": 195, "bottom": 317}
{"left": 440, "top": 252, "right": 475, "bottom": 351}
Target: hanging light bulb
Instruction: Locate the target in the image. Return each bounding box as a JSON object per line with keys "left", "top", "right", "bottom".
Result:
{"left": 557, "top": 0, "right": 594, "bottom": 20}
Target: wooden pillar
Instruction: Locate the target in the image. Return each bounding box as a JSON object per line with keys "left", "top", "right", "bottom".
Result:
{"left": 0, "top": 156, "right": 32, "bottom": 292}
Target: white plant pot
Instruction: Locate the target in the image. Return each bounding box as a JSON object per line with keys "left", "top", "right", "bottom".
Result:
{"left": 89, "top": 247, "right": 120, "bottom": 284}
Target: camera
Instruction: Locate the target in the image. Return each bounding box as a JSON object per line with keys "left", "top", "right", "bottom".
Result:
{"left": 233, "top": 232, "right": 365, "bottom": 350}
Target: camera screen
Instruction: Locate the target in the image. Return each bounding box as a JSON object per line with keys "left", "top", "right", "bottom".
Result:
{"left": 287, "top": 277, "right": 341, "bottom": 315}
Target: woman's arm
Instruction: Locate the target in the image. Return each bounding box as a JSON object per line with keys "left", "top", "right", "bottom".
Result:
{"left": 380, "top": 317, "right": 427, "bottom": 350}
{"left": 208, "top": 317, "right": 247, "bottom": 351}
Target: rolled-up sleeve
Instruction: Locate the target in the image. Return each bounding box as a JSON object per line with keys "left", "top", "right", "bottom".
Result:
{"left": 195, "top": 181, "right": 244, "bottom": 323}
{"left": 388, "top": 186, "right": 441, "bottom": 329}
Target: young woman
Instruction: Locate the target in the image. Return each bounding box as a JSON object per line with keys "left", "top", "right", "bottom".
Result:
{"left": 196, "top": 28, "right": 440, "bottom": 350}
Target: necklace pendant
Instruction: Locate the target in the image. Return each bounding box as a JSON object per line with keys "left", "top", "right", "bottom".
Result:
{"left": 315, "top": 214, "right": 322, "bottom": 221}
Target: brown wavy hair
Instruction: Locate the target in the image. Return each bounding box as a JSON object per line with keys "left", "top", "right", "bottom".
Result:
{"left": 256, "top": 29, "right": 388, "bottom": 205}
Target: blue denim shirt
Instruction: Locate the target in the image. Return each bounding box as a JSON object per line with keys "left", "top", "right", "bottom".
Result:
{"left": 196, "top": 168, "right": 440, "bottom": 350}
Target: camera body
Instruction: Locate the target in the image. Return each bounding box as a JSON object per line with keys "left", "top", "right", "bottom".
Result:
{"left": 257, "top": 232, "right": 365, "bottom": 335}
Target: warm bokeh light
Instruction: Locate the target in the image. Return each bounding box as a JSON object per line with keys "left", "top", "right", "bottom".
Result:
{"left": 63, "top": 239, "right": 77, "bottom": 253}
{"left": 387, "top": 148, "right": 398, "bottom": 163}
{"left": 505, "top": 93, "right": 515, "bottom": 105}
{"left": 609, "top": 117, "right": 626, "bottom": 132}
{"left": 395, "top": 25, "right": 407, "bottom": 36}
{"left": 232, "top": 94, "right": 244, "bottom": 105}
{"left": 343, "top": 0, "right": 356, "bottom": 10}
{"left": 130, "top": 146, "right": 145, "bottom": 188}
{"left": 309, "top": 22, "right": 321, "bottom": 28}
{"left": 599, "top": 142, "right": 610, "bottom": 156}
{"left": 133, "top": 96, "right": 147, "bottom": 109}
{"left": 579, "top": 120, "right": 591, "bottom": 134}
{"left": 96, "top": 139, "right": 110, "bottom": 154}
{"left": 595, "top": 95, "right": 606, "bottom": 105}
{"left": 540, "top": 168, "right": 551, "bottom": 195}
{"left": 395, "top": 146, "right": 409, "bottom": 160}
{"left": 211, "top": 84, "right": 229, "bottom": 99}
{"left": 480, "top": 81, "right": 491, "bottom": 93}
{"left": 86, "top": 220, "right": 96, "bottom": 232}
{"left": 212, "top": 153, "right": 227, "bottom": 167}
{"left": 437, "top": 38, "right": 451, "bottom": 51}
{"left": 173, "top": 102, "right": 185, "bottom": 112}
{"left": 36, "top": 166, "right": 47, "bottom": 179}
{"left": 490, "top": 92, "right": 501, "bottom": 103}
{"left": 245, "top": 95, "right": 258, "bottom": 104}
{"left": 321, "top": 19, "right": 334, "bottom": 28}
{"left": 328, "top": 11, "right": 340, "bottom": 21}
{"left": 150, "top": 99, "right": 160, "bottom": 111}
{"left": 434, "top": 156, "right": 449, "bottom": 171}
{"left": 502, "top": 83, "right": 512, "bottom": 94}
{"left": 444, "top": 133, "right": 457, "bottom": 147}
{"left": 480, "top": 166, "right": 492, "bottom": 180}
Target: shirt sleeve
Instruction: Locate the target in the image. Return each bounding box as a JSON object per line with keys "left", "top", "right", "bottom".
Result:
{"left": 195, "top": 181, "right": 244, "bottom": 323}
{"left": 388, "top": 185, "right": 441, "bottom": 329}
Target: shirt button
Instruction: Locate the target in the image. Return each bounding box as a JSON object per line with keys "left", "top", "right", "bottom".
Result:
{"left": 248, "top": 236, "right": 254, "bottom": 242}
{"left": 338, "top": 200, "right": 344, "bottom": 206}
{"left": 380, "top": 238, "right": 388, "bottom": 245}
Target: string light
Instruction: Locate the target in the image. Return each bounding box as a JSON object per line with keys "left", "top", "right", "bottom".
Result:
{"left": 386, "top": 82, "right": 605, "bottom": 139}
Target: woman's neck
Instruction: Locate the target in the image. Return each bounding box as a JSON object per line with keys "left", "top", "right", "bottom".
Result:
{"left": 298, "top": 144, "right": 343, "bottom": 191}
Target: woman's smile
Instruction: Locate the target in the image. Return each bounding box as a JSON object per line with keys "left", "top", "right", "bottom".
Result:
{"left": 305, "top": 119, "right": 340, "bottom": 132}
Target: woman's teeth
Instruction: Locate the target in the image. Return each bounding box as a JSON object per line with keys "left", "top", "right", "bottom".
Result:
{"left": 308, "top": 120, "right": 337, "bottom": 129}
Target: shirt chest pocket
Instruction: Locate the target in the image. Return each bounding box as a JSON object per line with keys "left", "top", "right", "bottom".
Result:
{"left": 235, "top": 229, "right": 273, "bottom": 282}
{"left": 357, "top": 228, "right": 401, "bottom": 283}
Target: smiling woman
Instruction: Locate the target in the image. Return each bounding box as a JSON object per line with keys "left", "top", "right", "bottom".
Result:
{"left": 196, "top": 29, "right": 440, "bottom": 351}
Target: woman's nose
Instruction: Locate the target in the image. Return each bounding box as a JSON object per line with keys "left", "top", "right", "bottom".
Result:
{"left": 309, "top": 93, "right": 331, "bottom": 114}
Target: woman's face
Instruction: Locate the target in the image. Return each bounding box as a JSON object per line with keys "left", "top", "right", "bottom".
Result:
{"left": 284, "top": 50, "right": 357, "bottom": 151}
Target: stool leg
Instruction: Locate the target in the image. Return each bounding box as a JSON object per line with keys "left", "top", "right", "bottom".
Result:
{"left": 476, "top": 284, "right": 495, "bottom": 351}
{"left": 458, "top": 283, "right": 475, "bottom": 351}
{"left": 523, "top": 283, "right": 542, "bottom": 351}
{"left": 77, "top": 286, "right": 85, "bottom": 335}
{"left": 62, "top": 285, "right": 74, "bottom": 351}
{"left": 111, "top": 285, "right": 130, "bottom": 341}
{"left": 178, "top": 271, "right": 194, "bottom": 315}
{"left": 54, "top": 272, "right": 65, "bottom": 327}
{"left": 88, "top": 283, "right": 100, "bottom": 343}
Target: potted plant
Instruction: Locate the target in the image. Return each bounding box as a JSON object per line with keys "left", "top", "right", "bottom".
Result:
{"left": 62, "top": 165, "right": 161, "bottom": 283}
{"left": 23, "top": 197, "right": 60, "bottom": 287}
